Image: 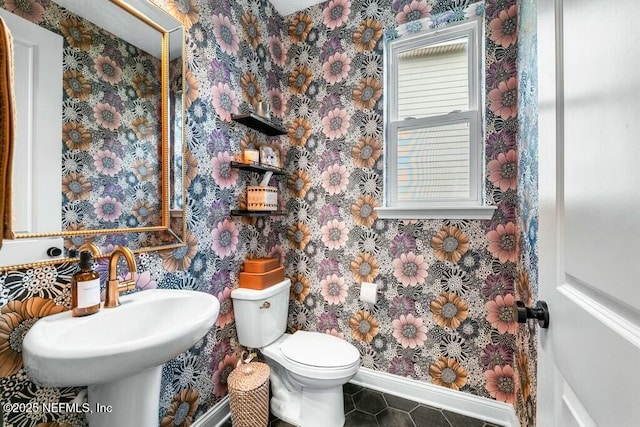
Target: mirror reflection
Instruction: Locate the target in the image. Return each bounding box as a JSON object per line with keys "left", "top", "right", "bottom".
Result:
{"left": 0, "top": 0, "right": 185, "bottom": 268}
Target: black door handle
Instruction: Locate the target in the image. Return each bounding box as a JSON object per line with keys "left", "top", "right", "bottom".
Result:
{"left": 516, "top": 300, "right": 550, "bottom": 328}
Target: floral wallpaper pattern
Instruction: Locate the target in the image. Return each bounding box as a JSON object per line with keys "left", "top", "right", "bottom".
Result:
{"left": 0, "top": 0, "right": 538, "bottom": 426}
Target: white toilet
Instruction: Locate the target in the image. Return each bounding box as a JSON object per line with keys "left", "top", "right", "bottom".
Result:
{"left": 231, "top": 279, "right": 361, "bottom": 427}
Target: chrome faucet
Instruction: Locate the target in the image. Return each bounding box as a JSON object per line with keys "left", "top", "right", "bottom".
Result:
{"left": 104, "top": 246, "right": 137, "bottom": 308}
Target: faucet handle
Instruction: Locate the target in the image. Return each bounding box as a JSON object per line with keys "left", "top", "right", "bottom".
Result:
{"left": 118, "top": 279, "right": 136, "bottom": 293}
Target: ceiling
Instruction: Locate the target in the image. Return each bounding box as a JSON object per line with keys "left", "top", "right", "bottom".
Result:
{"left": 268, "top": 0, "right": 325, "bottom": 16}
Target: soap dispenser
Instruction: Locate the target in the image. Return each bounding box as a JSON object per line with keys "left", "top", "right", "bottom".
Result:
{"left": 71, "top": 251, "right": 101, "bottom": 317}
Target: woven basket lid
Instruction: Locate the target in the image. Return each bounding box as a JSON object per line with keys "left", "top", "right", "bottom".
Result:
{"left": 228, "top": 362, "right": 270, "bottom": 391}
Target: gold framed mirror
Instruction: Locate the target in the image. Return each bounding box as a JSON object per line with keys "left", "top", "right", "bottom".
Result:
{"left": 0, "top": 0, "right": 185, "bottom": 270}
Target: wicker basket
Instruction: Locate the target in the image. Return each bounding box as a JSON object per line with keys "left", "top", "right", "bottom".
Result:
{"left": 228, "top": 361, "right": 270, "bottom": 427}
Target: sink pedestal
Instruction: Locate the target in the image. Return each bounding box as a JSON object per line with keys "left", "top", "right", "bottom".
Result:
{"left": 86, "top": 365, "right": 162, "bottom": 427}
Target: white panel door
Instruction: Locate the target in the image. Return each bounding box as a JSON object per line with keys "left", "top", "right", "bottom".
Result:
{"left": 0, "top": 9, "right": 63, "bottom": 265}
{"left": 537, "top": 0, "right": 640, "bottom": 426}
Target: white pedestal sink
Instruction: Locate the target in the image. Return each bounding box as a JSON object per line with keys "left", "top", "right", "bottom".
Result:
{"left": 22, "top": 289, "right": 219, "bottom": 427}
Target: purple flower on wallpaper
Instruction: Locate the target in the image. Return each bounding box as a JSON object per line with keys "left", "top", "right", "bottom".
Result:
{"left": 319, "top": 38, "right": 343, "bottom": 63}
{"left": 94, "top": 150, "right": 123, "bottom": 176}
{"left": 208, "top": 59, "right": 230, "bottom": 85}
{"left": 389, "top": 234, "right": 417, "bottom": 258}
{"left": 210, "top": 270, "right": 231, "bottom": 296}
{"left": 485, "top": 0, "right": 517, "bottom": 19}
{"left": 320, "top": 94, "right": 344, "bottom": 117}
{"left": 481, "top": 273, "right": 515, "bottom": 300}
{"left": 318, "top": 204, "right": 341, "bottom": 225}
{"left": 318, "top": 257, "right": 340, "bottom": 278}
{"left": 486, "top": 130, "right": 516, "bottom": 159}
{"left": 102, "top": 183, "right": 125, "bottom": 200}
{"left": 209, "top": 200, "right": 229, "bottom": 225}
{"left": 102, "top": 136, "right": 124, "bottom": 156}
{"left": 267, "top": 15, "right": 282, "bottom": 37}
{"left": 389, "top": 295, "right": 415, "bottom": 318}
{"left": 318, "top": 150, "right": 342, "bottom": 172}
{"left": 94, "top": 196, "right": 122, "bottom": 222}
{"left": 388, "top": 355, "right": 416, "bottom": 378}
{"left": 317, "top": 312, "right": 339, "bottom": 332}
{"left": 484, "top": 202, "right": 516, "bottom": 229}
{"left": 266, "top": 70, "right": 281, "bottom": 90}
{"left": 480, "top": 343, "right": 514, "bottom": 369}
{"left": 211, "top": 219, "right": 239, "bottom": 258}
{"left": 102, "top": 91, "right": 124, "bottom": 112}
{"left": 208, "top": 129, "right": 230, "bottom": 154}
{"left": 487, "top": 58, "right": 516, "bottom": 89}
{"left": 102, "top": 45, "right": 124, "bottom": 66}
{"left": 209, "top": 338, "right": 232, "bottom": 370}
{"left": 212, "top": 14, "right": 239, "bottom": 55}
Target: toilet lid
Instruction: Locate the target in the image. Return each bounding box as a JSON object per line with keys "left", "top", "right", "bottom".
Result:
{"left": 280, "top": 331, "right": 360, "bottom": 368}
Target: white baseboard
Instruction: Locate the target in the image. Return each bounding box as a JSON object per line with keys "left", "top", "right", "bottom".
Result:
{"left": 192, "top": 396, "right": 230, "bottom": 427}
{"left": 351, "top": 367, "right": 520, "bottom": 427}
{"left": 192, "top": 368, "right": 520, "bottom": 427}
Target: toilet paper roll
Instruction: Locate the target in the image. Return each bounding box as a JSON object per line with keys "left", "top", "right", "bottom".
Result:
{"left": 360, "top": 282, "right": 378, "bottom": 304}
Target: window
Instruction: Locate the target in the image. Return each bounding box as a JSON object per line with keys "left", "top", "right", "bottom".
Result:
{"left": 378, "top": 18, "right": 495, "bottom": 219}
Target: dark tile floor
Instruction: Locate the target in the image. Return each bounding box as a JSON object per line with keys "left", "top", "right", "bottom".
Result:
{"left": 223, "top": 382, "right": 502, "bottom": 427}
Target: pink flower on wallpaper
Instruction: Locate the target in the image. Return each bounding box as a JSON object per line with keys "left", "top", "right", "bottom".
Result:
{"left": 488, "top": 149, "right": 517, "bottom": 191}
{"left": 268, "top": 88, "right": 287, "bottom": 118}
{"left": 392, "top": 252, "right": 428, "bottom": 286}
{"left": 321, "top": 219, "right": 348, "bottom": 250}
{"left": 488, "top": 77, "right": 517, "bottom": 119}
{"left": 211, "top": 219, "right": 239, "bottom": 258}
{"left": 268, "top": 35, "right": 287, "bottom": 67}
{"left": 392, "top": 314, "right": 427, "bottom": 349}
{"left": 93, "top": 150, "right": 122, "bottom": 176}
{"left": 322, "top": 108, "right": 350, "bottom": 140}
{"left": 321, "top": 164, "right": 349, "bottom": 195}
{"left": 94, "top": 196, "right": 122, "bottom": 222}
{"left": 122, "top": 271, "right": 157, "bottom": 291}
{"left": 94, "top": 55, "right": 122, "bottom": 84}
{"left": 211, "top": 82, "right": 239, "bottom": 122}
{"left": 323, "top": 0, "right": 351, "bottom": 30}
{"left": 320, "top": 274, "right": 348, "bottom": 305}
{"left": 323, "top": 52, "right": 351, "bottom": 84}
{"left": 486, "top": 293, "right": 518, "bottom": 334}
{"left": 489, "top": 5, "right": 518, "bottom": 48}
{"left": 485, "top": 364, "right": 517, "bottom": 404}
{"left": 212, "top": 14, "right": 239, "bottom": 54}
{"left": 215, "top": 287, "right": 234, "bottom": 328}
{"left": 93, "top": 102, "right": 121, "bottom": 131}
{"left": 487, "top": 222, "right": 518, "bottom": 263}
{"left": 210, "top": 151, "right": 238, "bottom": 189}
{"left": 213, "top": 354, "right": 239, "bottom": 397}
{"left": 396, "top": 0, "right": 432, "bottom": 24}
{"left": 5, "top": 0, "right": 44, "bottom": 23}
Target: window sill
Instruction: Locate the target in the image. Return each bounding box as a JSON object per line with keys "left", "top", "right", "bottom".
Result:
{"left": 375, "top": 206, "right": 497, "bottom": 220}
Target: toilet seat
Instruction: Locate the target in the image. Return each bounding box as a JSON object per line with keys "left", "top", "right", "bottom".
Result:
{"left": 262, "top": 331, "right": 360, "bottom": 381}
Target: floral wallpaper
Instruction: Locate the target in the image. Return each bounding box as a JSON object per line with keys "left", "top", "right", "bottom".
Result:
{"left": 0, "top": 0, "right": 538, "bottom": 426}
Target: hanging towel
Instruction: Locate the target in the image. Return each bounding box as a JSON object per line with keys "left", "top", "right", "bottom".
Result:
{"left": 0, "top": 15, "right": 14, "bottom": 248}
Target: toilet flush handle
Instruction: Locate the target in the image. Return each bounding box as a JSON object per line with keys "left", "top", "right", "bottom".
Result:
{"left": 260, "top": 301, "right": 271, "bottom": 309}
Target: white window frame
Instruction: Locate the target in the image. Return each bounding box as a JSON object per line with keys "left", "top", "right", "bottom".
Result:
{"left": 378, "top": 18, "right": 496, "bottom": 220}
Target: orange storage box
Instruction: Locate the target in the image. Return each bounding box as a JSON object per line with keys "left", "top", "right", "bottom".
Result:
{"left": 239, "top": 266, "right": 285, "bottom": 290}
{"left": 243, "top": 257, "right": 280, "bottom": 273}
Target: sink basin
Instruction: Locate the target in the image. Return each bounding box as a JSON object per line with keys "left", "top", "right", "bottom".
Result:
{"left": 22, "top": 289, "right": 219, "bottom": 426}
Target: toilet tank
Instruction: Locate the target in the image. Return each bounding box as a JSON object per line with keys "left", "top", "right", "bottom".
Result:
{"left": 230, "top": 279, "right": 291, "bottom": 349}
